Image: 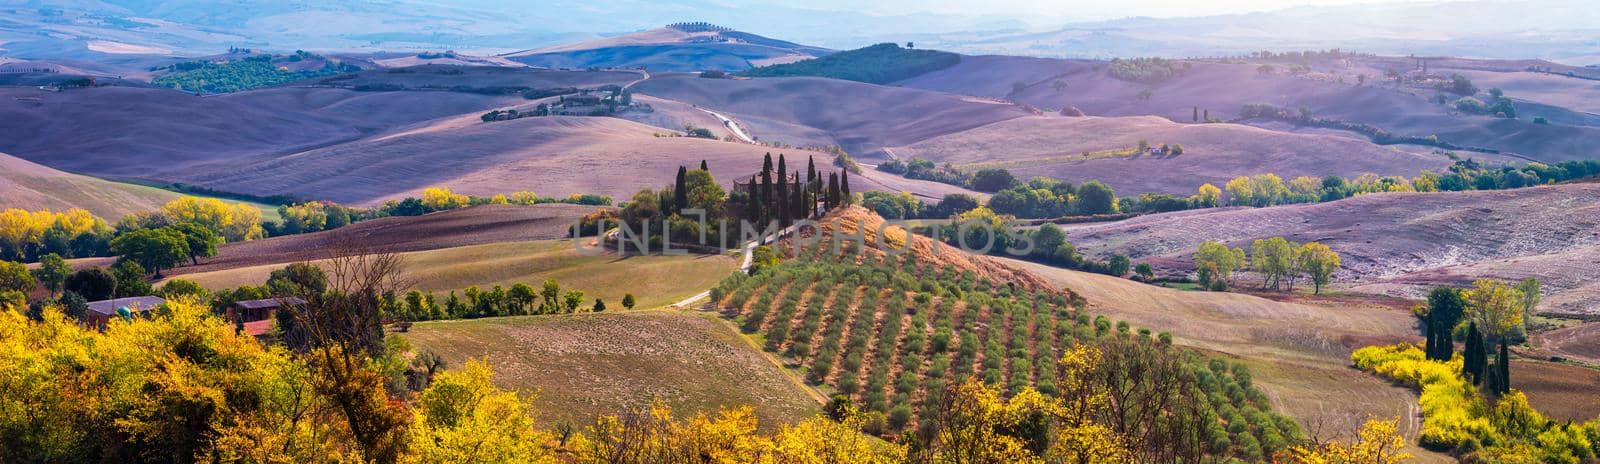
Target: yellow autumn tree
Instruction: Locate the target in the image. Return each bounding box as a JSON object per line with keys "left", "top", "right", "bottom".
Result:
{"left": 922, "top": 378, "right": 1047, "bottom": 464}
{"left": 406, "top": 360, "right": 558, "bottom": 464}
{"left": 1193, "top": 183, "right": 1222, "bottom": 207}
{"left": 421, "top": 187, "right": 470, "bottom": 211}
{"left": 1287, "top": 418, "right": 1412, "bottom": 464}
{"left": 768, "top": 413, "right": 907, "bottom": 464}
{"left": 0, "top": 208, "right": 111, "bottom": 259}
{"left": 1298, "top": 242, "right": 1342, "bottom": 295}
{"left": 1050, "top": 344, "right": 1136, "bottom": 464}
{"left": 0, "top": 299, "right": 354, "bottom": 463}
{"left": 1463, "top": 279, "right": 1525, "bottom": 341}
{"left": 160, "top": 196, "right": 264, "bottom": 242}
{"left": 508, "top": 191, "right": 540, "bottom": 205}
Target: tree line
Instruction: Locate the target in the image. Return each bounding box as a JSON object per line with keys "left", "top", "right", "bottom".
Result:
{"left": 614, "top": 154, "right": 852, "bottom": 252}
{"left": 1191, "top": 237, "right": 1343, "bottom": 294}
{"left": 871, "top": 156, "right": 1600, "bottom": 223}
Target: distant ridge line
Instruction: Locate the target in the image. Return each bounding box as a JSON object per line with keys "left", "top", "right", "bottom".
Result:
{"left": 667, "top": 22, "right": 733, "bottom": 33}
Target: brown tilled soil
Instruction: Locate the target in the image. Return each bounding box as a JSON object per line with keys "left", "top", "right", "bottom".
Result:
{"left": 1060, "top": 184, "right": 1600, "bottom": 316}
{"left": 1532, "top": 322, "right": 1600, "bottom": 365}
{"left": 1511, "top": 359, "right": 1600, "bottom": 422}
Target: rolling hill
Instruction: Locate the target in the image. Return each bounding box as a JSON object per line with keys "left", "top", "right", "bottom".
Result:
{"left": 172, "top": 115, "right": 837, "bottom": 205}
{"left": 0, "top": 85, "right": 520, "bottom": 177}
{"left": 1056, "top": 183, "right": 1600, "bottom": 317}
{"left": 504, "top": 23, "right": 829, "bottom": 71}
{"left": 886, "top": 115, "right": 1453, "bottom": 196}
{"left": 900, "top": 56, "right": 1600, "bottom": 163}
{"left": 630, "top": 73, "right": 1032, "bottom": 155}
{"left": 0, "top": 152, "right": 183, "bottom": 219}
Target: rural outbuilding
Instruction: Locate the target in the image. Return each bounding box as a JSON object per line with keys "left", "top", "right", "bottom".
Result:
{"left": 84, "top": 296, "right": 167, "bottom": 328}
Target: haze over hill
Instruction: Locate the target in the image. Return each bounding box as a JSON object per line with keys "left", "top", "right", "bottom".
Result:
{"left": 5, "top": 1, "right": 1598, "bottom": 64}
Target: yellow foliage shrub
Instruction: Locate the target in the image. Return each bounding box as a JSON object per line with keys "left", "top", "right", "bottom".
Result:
{"left": 1352, "top": 343, "right": 1600, "bottom": 462}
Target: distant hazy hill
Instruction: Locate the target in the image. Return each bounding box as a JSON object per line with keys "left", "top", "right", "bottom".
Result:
{"left": 503, "top": 23, "right": 830, "bottom": 71}
{"left": 738, "top": 42, "right": 958, "bottom": 84}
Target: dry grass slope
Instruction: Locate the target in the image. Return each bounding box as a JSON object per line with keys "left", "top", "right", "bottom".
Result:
{"left": 401, "top": 310, "right": 821, "bottom": 431}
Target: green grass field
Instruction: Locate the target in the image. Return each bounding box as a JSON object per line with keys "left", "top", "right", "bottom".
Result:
{"left": 400, "top": 310, "right": 823, "bottom": 430}
{"left": 173, "top": 240, "right": 736, "bottom": 309}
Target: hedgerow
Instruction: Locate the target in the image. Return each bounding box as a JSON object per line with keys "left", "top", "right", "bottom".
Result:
{"left": 1353, "top": 343, "right": 1600, "bottom": 461}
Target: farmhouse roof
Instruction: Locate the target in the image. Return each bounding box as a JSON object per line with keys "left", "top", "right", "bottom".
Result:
{"left": 86, "top": 296, "right": 167, "bottom": 316}
{"left": 234, "top": 297, "right": 307, "bottom": 310}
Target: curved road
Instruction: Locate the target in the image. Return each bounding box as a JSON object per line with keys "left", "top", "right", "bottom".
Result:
{"left": 698, "top": 108, "right": 756, "bottom": 143}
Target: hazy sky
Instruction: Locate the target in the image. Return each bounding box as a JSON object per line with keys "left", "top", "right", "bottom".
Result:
{"left": 760, "top": 0, "right": 1442, "bottom": 22}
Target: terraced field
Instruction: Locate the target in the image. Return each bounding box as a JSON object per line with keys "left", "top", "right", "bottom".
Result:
{"left": 705, "top": 208, "right": 1306, "bottom": 461}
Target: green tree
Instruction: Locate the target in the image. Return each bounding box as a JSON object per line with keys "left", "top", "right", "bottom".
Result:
{"left": 673, "top": 165, "right": 688, "bottom": 215}
{"left": 111, "top": 260, "right": 153, "bottom": 297}
{"left": 32, "top": 253, "right": 71, "bottom": 295}
{"left": 592, "top": 298, "right": 606, "bottom": 312}
{"left": 1297, "top": 242, "right": 1341, "bottom": 295}
{"left": 1076, "top": 180, "right": 1118, "bottom": 215}
{"left": 1463, "top": 321, "right": 1486, "bottom": 385}
{"left": 111, "top": 228, "right": 190, "bottom": 277}
{"left": 508, "top": 283, "right": 536, "bottom": 315}
{"left": 1194, "top": 241, "right": 1245, "bottom": 290}
{"left": 64, "top": 267, "right": 116, "bottom": 301}
{"left": 968, "top": 169, "right": 1018, "bottom": 192}
{"left": 0, "top": 260, "right": 36, "bottom": 294}
{"left": 1250, "top": 237, "right": 1298, "bottom": 291}
{"left": 1134, "top": 263, "right": 1155, "bottom": 282}
{"left": 1513, "top": 278, "right": 1541, "bottom": 334}
{"left": 1032, "top": 224, "right": 1067, "bottom": 258}
{"left": 267, "top": 263, "right": 328, "bottom": 297}
{"left": 622, "top": 293, "right": 636, "bottom": 310}
{"left": 540, "top": 280, "right": 560, "bottom": 313}
{"left": 1424, "top": 287, "right": 1466, "bottom": 361}
{"left": 563, "top": 290, "right": 585, "bottom": 313}
{"left": 158, "top": 279, "right": 208, "bottom": 299}
{"left": 167, "top": 222, "right": 221, "bottom": 266}
{"left": 1107, "top": 255, "right": 1131, "bottom": 277}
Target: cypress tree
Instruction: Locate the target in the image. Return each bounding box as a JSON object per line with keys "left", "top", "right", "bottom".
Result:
{"left": 700, "top": 159, "right": 708, "bottom": 171}
{"left": 1463, "top": 322, "right": 1484, "bottom": 385}
{"left": 777, "top": 154, "right": 790, "bottom": 225}
{"left": 1426, "top": 288, "right": 1465, "bottom": 361}
{"left": 674, "top": 166, "right": 688, "bottom": 214}
{"left": 1193, "top": 106, "right": 1199, "bottom": 122}
{"left": 827, "top": 173, "right": 840, "bottom": 209}
{"left": 760, "top": 153, "right": 773, "bottom": 223}
{"left": 1424, "top": 320, "right": 1438, "bottom": 361}
{"left": 1496, "top": 341, "right": 1511, "bottom": 394}
{"left": 841, "top": 169, "right": 852, "bottom": 204}
{"left": 806, "top": 156, "right": 818, "bottom": 217}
